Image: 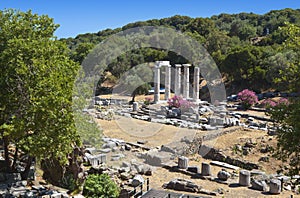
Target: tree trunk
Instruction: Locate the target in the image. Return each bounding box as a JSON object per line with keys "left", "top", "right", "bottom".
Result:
{"left": 130, "top": 92, "right": 136, "bottom": 103}
{"left": 21, "top": 156, "right": 34, "bottom": 180}
{"left": 3, "top": 136, "right": 12, "bottom": 172}
{"left": 12, "top": 147, "right": 19, "bottom": 171}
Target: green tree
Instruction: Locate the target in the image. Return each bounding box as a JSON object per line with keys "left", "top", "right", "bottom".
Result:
{"left": 221, "top": 46, "right": 258, "bottom": 82}
{"left": 229, "top": 20, "right": 257, "bottom": 40}
{"left": 114, "top": 64, "right": 152, "bottom": 102}
{"left": 70, "top": 42, "right": 95, "bottom": 64}
{"left": 83, "top": 174, "right": 120, "bottom": 198}
{"left": 0, "top": 9, "right": 80, "bottom": 178}
{"left": 184, "top": 17, "right": 216, "bottom": 38}
{"left": 274, "top": 23, "right": 300, "bottom": 91}
{"left": 268, "top": 101, "right": 300, "bottom": 175}
{"left": 268, "top": 23, "right": 300, "bottom": 175}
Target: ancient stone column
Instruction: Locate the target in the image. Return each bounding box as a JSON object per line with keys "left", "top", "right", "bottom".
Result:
{"left": 174, "top": 64, "right": 181, "bottom": 96}
{"left": 178, "top": 156, "right": 189, "bottom": 169}
{"left": 201, "top": 162, "right": 211, "bottom": 176}
{"left": 153, "top": 64, "right": 161, "bottom": 103}
{"left": 164, "top": 64, "right": 171, "bottom": 100}
{"left": 239, "top": 170, "right": 251, "bottom": 186}
{"left": 193, "top": 66, "right": 200, "bottom": 102}
{"left": 269, "top": 179, "right": 281, "bottom": 194}
{"left": 183, "top": 64, "right": 191, "bottom": 99}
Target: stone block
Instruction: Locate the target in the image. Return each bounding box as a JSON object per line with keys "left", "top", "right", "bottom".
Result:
{"left": 131, "top": 174, "right": 144, "bottom": 187}
{"left": 10, "top": 186, "right": 27, "bottom": 197}
{"left": 99, "top": 148, "right": 111, "bottom": 153}
{"left": 12, "top": 180, "right": 27, "bottom": 187}
{"left": 120, "top": 172, "right": 131, "bottom": 180}
{"left": 187, "top": 166, "right": 200, "bottom": 174}
{"left": 88, "top": 154, "right": 107, "bottom": 166}
{"left": 269, "top": 179, "right": 281, "bottom": 194}
{"left": 251, "top": 179, "right": 268, "bottom": 191}
{"left": 124, "top": 144, "right": 131, "bottom": 151}
{"left": 41, "top": 195, "right": 51, "bottom": 198}
{"left": 102, "top": 141, "right": 117, "bottom": 149}
{"left": 85, "top": 147, "right": 96, "bottom": 154}
{"left": 144, "top": 151, "right": 172, "bottom": 166}
{"left": 163, "top": 179, "right": 200, "bottom": 193}
{"left": 122, "top": 161, "right": 131, "bottom": 168}
{"left": 51, "top": 193, "right": 63, "bottom": 198}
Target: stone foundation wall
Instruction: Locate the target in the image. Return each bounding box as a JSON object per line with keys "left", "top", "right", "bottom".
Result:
{"left": 199, "top": 145, "right": 259, "bottom": 170}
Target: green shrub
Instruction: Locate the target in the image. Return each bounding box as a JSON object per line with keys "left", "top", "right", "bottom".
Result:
{"left": 60, "top": 174, "right": 78, "bottom": 192}
{"left": 83, "top": 174, "right": 120, "bottom": 198}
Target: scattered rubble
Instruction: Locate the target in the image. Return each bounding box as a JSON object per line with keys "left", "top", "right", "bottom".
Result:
{"left": 0, "top": 173, "right": 69, "bottom": 198}
{"left": 1, "top": 92, "right": 299, "bottom": 197}
{"left": 217, "top": 169, "right": 231, "bottom": 181}
{"left": 162, "top": 178, "right": 201, "bottom": 193}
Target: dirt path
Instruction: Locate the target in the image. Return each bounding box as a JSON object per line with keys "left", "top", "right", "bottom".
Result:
{"left": 98, "top": 115, "right": 204, "bottom": 147}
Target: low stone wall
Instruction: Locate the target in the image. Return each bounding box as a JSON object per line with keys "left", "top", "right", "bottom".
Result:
{"left": 199, "top": 145, "right": 259, "bottom": 170}
{"left": 201, "top": 126, "right": 242, "bottom": 141}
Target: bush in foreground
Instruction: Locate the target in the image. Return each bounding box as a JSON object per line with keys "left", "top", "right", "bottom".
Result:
{"left": 83, "top": 174, "right": 119, "bottom": 198}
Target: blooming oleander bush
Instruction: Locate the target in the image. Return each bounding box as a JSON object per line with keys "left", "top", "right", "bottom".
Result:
{"left": 262, "top": 98, "right": 289, "bottom": 109}
{"left": 261, "top": 98, "right": 277, "bottom": 108}
{"left": 167, "top": 95, "right": 181, "bottom": 108}
{"left": 144, "top": 96, "right": 153, "bottom": 105}
{"left": 167, "top": 95, "right": 194, "bottom": 111}
{"left": 278, "top": 97, "right": 289, "bottom": 105}
{"left": 237, "top": 89, "right": 258, "bottom": 110}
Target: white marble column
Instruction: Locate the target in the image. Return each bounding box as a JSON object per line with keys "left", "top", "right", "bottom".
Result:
{"left": 153, "top": 64, "right": 161, "bottom": 103}
{"left": 193, "top": 66, "right": 200, "bottom": 102}
{"left": 183, "top": 64, "right": 191, "bottom": 99}
{"left": 164, "top": 64, "right": 171, "bottom": 100}
{"left": 175, "top": 64, "right": 181, "bottom": 96}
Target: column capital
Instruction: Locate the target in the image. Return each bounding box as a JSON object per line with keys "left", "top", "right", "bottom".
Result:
{"left": 156, "top": 60, "right": 170, "bottom": 67}
{"left": 182, "top": 64, "right": 191, "bottom": 67}
{"left": 175, "top": 64, "right": 182, "bottom": 68}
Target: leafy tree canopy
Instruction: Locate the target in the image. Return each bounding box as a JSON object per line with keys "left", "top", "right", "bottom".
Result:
{"left": 0, "top": 9, "right": 80, "bottom": 178}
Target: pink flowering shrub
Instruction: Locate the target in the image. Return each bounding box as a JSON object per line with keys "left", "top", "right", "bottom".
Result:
{"left": 278, "top": 98, "right": 289, "bottom": 105}
{"left": 144, "top": 96, "right": 153, "bottom": 105}
{"left": 262, "top": 99, "right": 277, "bottom": 108}
{"left": 262, "top": 98, "right": 289, "bottom": 109}
{"left": 237, "top": 89, "right": 258, "bottom": 110}
{"left": 167, "top": 95, "right": 181, "bottom": 108}
{"left": 167, "top": 95, "right": 193, "bottom": 111}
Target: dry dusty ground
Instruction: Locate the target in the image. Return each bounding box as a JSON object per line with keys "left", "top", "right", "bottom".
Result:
{"left": 97, "top": 115, "right": 299, "bottom": 198}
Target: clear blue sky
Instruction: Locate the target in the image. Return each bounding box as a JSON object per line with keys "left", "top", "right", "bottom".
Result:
{"left": 1, "top": 0, "right": 299, "bottom": 38}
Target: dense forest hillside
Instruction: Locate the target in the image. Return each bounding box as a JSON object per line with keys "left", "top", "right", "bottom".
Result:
{"left": 61, "top": 8, "right": 300, "bottom": 95}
